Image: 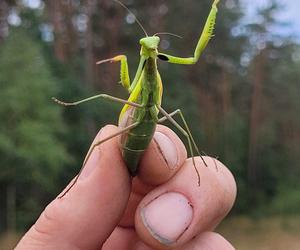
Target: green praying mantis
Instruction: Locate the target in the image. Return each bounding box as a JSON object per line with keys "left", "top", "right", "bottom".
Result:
{"left": 53, "top": 0, "right": 220, "bottom": 197}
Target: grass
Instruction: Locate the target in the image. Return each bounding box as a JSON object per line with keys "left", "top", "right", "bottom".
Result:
{"left": 0, "top": 231, "right": 21, "bottom": 250}
{"left": 1, "top": 216, "right": 300, "bottom": 249}
{"left": 218, "top": 216, "right": 300, "bottom": 250}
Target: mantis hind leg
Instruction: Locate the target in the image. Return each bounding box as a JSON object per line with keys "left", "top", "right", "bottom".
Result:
{"left": 158, "top": 108, "right": 207, "bottom": 167}
{"left": 201, "top": 150, "right": 219, "bottom": 171}
{"left": 58, "top": 121, "right": 139, "bottom": 199}
{"left": 157, "top": 107, "right": 207, "bottom": 186}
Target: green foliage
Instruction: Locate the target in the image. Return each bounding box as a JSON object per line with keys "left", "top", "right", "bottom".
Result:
{"left": 271, "top": 185, "right": 300, "bottom": 214}
{"left": 0, "top": 28, "right": 71, "bottom": 230}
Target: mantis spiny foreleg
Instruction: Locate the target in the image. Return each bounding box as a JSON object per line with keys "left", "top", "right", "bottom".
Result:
{"left": 97, "top": 55, "right": 131, "bottom": 90}
{"left": 157, "top": 0, "right": 219, "bottom": 65}
{"left": 96, "top": 54, "right": 147, "bottom": 94}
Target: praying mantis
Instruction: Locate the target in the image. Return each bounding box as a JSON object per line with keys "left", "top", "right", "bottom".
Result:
{"left": 53, "top": 0, "right": 220, "bottom": 197}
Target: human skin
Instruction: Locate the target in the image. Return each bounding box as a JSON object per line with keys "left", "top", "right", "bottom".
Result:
{"left": 16, "top": 125, "right": 237, "bottom": 250}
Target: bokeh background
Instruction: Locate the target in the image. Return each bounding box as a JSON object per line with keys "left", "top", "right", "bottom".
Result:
{"left": 0, "top": 0, "right": 300, "bottom": 249}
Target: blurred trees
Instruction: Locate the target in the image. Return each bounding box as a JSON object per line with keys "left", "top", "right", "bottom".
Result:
{"left": 239, "top": 1, "right": 300, "bottom": 212}
{"left": 0, "top": 28, "right": 71, "bottom": 231}
{"left": 0, "top": 0, "right": 300, "bottom": 232}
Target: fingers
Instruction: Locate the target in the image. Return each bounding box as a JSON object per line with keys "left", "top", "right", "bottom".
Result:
{"left": 102, "top": 227, "right": 138, "bottom": 250}
{"left": 103, "top": 229, "right": 235, "bottom": 250}
{"left": 131, "top": 232, "right": 234, "bottom": 250}
{"left": 16, "top": 125, "right": 131, "bottom": 250}
{"left": 181, "top": 232, "right": 235, "bottom": 250}
{"left": 134, "top": 157, "right": 237, "bottom": 249}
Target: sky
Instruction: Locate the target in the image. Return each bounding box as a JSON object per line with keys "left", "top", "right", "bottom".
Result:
{"left": 242, "top": 0, "right": 300, "bottom": 41}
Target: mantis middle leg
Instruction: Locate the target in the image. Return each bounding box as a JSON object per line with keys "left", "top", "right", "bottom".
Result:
{"left": 52, "top": 94, "right": 143, "bottom": 108}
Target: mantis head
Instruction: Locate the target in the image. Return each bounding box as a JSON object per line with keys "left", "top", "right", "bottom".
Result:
{"left": 140, "top": 36, "right": 160, "bottom": 50}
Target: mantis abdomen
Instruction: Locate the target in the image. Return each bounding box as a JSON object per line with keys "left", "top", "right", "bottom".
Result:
{"left": 119, "top": 107, "right": 157, "bottom": 176}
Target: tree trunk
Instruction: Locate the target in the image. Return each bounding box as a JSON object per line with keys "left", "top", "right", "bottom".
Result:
{"left": 45, "top": 0, "right": 76, "bottom": 62}
{"left": 84, "top": 0, "right": 96, "bottom": 88}
{"left": 248, "top": 51, "right": 266, "bottom": 186}
{"left": 0, "top": 1, "right": 8, "bottom": 42}
{"left": 50, "top": 1, "right": 66, "bottom": 62}
{"left": 220, "top": 66, "right": 231, "bottom": 159}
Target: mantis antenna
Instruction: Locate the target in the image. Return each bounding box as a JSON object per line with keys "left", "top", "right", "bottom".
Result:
{"left": 113, "top": 0, "right": 148, "bottom": 37}
{"left": 154, "top": 32, "right": 183, "bottom": 39}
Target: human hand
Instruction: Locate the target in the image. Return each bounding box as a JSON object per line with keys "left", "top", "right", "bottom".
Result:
{"left": 16, "top": 125, "right": 236, "bottom": 250}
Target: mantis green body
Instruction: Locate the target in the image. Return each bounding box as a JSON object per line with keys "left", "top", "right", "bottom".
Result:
{"left": 54, "top": 0, "right": 220, "bottom": 197}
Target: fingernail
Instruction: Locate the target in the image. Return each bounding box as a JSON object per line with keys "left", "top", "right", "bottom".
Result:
{"left": 141, "top": 192, "right": 193, "bottom": 245}
{"left": 154, "top": 132, "right": 178, "bottom": 169}
{"left": 79, "top": 141, "right": 101, "bottom": 180}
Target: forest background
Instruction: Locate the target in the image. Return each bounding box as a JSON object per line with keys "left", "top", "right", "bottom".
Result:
{"left": 0, "top": 0, "right": 300, "bottom": 249}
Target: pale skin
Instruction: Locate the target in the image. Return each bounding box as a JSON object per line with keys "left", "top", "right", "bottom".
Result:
{"left": 16, "top": 125, "right": 236, "bottom": 250}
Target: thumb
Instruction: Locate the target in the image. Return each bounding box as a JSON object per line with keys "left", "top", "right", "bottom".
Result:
{"left": 16, "top": 125, "right": 131, "bottom": 250}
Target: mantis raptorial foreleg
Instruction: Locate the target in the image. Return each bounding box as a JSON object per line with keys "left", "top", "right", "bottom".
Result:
{"left": 157, "top": 106, "right": 204, "bottom": 185}
{"left": 97, "top": 55, "right": 131, "bottom": 90}
{"left": 52, "top": 94, "right": 143, "bottom": 108}
{"left": 58, "top": 121, "right": 140, "bottom": 198}
{"left": 96, "top": 54, "right": 147, "bottom": 94}
{"left": 157, "top": 0, "right": 219, "bottom": 65}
